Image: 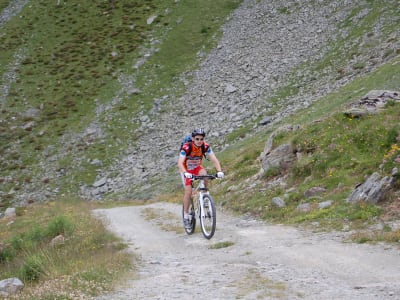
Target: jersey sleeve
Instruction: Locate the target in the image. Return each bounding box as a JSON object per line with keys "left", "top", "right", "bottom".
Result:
{"left": 204, "top": 143, "right": 213, "bottom": 155}
{"left": 179, "top": 149, "right": 187, "bottom": 157}
{"left": 180, "top": 143, "right": 190, "bottom": 157}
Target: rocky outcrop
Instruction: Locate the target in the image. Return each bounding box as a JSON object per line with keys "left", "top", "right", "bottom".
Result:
{"left": 260, "top": 125, "right": 301, "bottom": 175}
{"left": 0, "top": 278, "right": 24, "bottom": 297}
{"left": 347, "top": 171, "right": 397, "bottom": 204}
{"left": 344, "top": 90, "right": 400, "bottom": 118}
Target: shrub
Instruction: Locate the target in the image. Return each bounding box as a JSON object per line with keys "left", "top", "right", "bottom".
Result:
{"left": 46, "top": 215, "right": 75, "bottom": 238}
{"left": 0, "top": 244, "right": 14, "bottom": 263}
{"left": 19, "top": 254, "right": 45, "bottom": 282}
{"left": 25, "top": 224, "right": 45, "bottom": 243}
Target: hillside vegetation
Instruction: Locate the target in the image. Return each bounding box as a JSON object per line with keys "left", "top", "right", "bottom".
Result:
{"left": 0, "top": 0, "right": 400, "bottom": 297}
{"left": 1, "top": 0, "right": 242, "bottom": 298}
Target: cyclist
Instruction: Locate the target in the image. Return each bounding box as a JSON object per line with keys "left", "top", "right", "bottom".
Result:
{"left": 178, "top": 128, "right": 224, "bottom": 229}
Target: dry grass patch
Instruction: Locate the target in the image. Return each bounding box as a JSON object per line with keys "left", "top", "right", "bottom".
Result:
{"left": 142, "top": 207, "right": 184, "bottom": 234}
{"left": 234, "top": 268, "right": 287, "bottom": 299}
{"left": 0, "top": 199, "right": 135, "bottom": 299}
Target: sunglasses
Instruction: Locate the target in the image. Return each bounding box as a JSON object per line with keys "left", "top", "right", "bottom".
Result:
{"left": 194, "top": 137, "right": 204, "bottom": 141}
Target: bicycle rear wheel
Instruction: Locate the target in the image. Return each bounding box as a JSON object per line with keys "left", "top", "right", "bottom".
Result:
{"left": 199, "top": 195, "right": 216, "bottom": 239}
{"left": 182, "top": 197, "right": 196, "bottom": 235}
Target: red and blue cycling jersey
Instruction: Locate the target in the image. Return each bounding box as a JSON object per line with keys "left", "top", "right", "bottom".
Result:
{"left": 180, "top": 142, "right": 213, "bottom": 171}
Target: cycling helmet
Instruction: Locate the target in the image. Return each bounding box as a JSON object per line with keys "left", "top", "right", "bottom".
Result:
{"left": 191, "top": 128, "right": 206, "bottom": 137}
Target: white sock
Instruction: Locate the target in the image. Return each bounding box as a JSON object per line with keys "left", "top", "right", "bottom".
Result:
{"left": 184, "top": 213, "right": 190, "bottom": 219}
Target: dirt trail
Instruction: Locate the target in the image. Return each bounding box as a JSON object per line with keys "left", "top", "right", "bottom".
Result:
{"left": 94, "top": 202, "right": 400, "bottom": 300}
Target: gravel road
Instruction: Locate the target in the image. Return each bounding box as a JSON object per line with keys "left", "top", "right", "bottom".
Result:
{"left": 93, "top": 202, "right": 400, "bottom": 300}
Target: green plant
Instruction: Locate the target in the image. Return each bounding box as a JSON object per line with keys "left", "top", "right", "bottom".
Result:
{"left": 46, "top": 215, "right": 75, "bottom": 238}
{"left": 25, "top": 225, "right": 45, "bottom": 244}
{"left": 19, "top": 254, "right": 45, "bottom": 282}
{"left": 278, "top": 7, "right": 290, "bottom": 14}
{"left": 0, "top": 200, "right": 133, "bottom": 298}
{"left": 209, "top": 241, "right": 235, "bottom": 249}
{"left": 0, "top": 244, "right": 14, "bottom": 263}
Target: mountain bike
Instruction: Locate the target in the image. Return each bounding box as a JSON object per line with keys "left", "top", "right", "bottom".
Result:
{"left": 182, "top": 174, "right": 218, "bottom": 239}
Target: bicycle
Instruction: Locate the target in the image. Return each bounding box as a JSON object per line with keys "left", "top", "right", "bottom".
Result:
{"left": 182, "top": 174, "right": 218, "bottom": 239}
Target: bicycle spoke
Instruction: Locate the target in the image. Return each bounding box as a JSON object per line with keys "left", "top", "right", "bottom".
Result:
{"left": 199, "top": 195, "right": 216, "bottom": 239}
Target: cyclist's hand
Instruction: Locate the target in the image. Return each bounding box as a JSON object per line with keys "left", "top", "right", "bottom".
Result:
{"left": 183, "top": 172, "right": 193, "bottom": 179}
{"left": 217, "top": 171, "right": 224, "bottom": 178}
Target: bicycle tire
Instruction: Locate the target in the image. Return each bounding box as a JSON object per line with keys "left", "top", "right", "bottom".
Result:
{"left": 182, "top": 197, "right": 196, "bottom": 235}
{"left": 199, "top": 194, "right": 216, "bottom": 239}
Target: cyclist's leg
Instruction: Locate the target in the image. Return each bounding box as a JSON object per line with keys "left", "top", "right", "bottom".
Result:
{"left": 183, "top": 185, "right": 192, "bottom": 217}
{"left": 198, "top": 167, "right": 208, "bottom": 187}
{"left": 181, "top": 169, "right": 195, "bottom": 218}
{"left": 183, "top": 166, "right": 203, "bottom": 215}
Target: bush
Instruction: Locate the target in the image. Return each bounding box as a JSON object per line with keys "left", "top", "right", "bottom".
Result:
{"left": 19, "top": 254, "right": 45, "bottom": 282}
{"left": 25, "top": 224, "right": 45, "bottom": 243}
{"left": 0, "top": 244, "right": 14, "bottom": 263}
{"left": 46, "top": 215, "right": 75, "bottom": 238}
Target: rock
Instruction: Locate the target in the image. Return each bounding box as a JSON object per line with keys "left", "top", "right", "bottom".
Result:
{"left": 271, "top": 197, "right": 286, "bottom": 208}
{"left": 343, "top": 108, "right": 371, "bottom": 118}
{"left": 224, "top": 83, "right": 237, "bottom": 93}
{"left": 261, "top": 143, "right": 297, "bottom": 173}
{"left": 304, "top": 186, "right": 326, "bottom": 198}
{"left": 259, "top": 116, "right": 273, "bottom": 125}
{"left": 261, "top": 125, "right": 301, "bottom": 158}
{"left": 344, "top": 90, "right": 400, "bottom": 117}
{"left": 347, "top": 172, "right": 395, "bottom": 204}
{"left": 93, "top": 177, "right": 107, "bottom": 188}
{"left": 297, "top": 203, "right": 311, "bottom": 212}
{"left": 22, "top": 121, "right": 35, "bottom": 131}
{"left": 361, "top": 90, "right": 399, "bottom": 100}
{"left": 147, "top": 15, "right": 158, "bottom": 25}
{"left": 50, "top": 235, "right": 65, "bottom": 247}
{"left": 4, "top": 207, "right": 16, "bottom": 218}
{"left": 90, "top": 159, "right": 103, "bottom": 166}
{"left": 0, "top": 278, "right": 24, "bottom": 296}
{"left": 318, "top": 200, "right": 333, "bottom": 209}
{"left": 21, "top": 108, "right": 40, "bottom": 119}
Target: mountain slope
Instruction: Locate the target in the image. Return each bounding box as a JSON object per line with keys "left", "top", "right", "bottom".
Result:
{"left": 0, "top": 0, "right": 399, "bottom": 207}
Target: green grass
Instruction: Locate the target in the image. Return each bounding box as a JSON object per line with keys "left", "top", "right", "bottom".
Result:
{"left": 211, "top": 59, "right": 400, "bottom": 235}
{"left": 0, "top": 1, "right": 11, "bottom": 12}
{"left": 0, "top": 0, "right": 243, "bottom": 203}
{"left": 0, "top": 199, "right": 133, "bottom": 298}
{"left": 1, "top": 1, "right": 243, "bottom": 296}
{"left": 208, "top": 241, "right": 235, "bottom": 249}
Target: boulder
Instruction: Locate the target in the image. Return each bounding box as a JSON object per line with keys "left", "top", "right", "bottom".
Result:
{"left": 271, "top": 197, "right": 286, "bottom": 208}
{"left": 0, "top": 278, "right": 24, "bottom": 296}
{"left": 261, "top": 143, "right": 297, "bottom": 173}
{"left": 347, "top": 172, "right": 395, "bottom": 204}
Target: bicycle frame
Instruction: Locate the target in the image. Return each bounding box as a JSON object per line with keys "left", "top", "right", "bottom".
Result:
{"left": 190, "top": 174, "right": 217, "bottom": 239}
{"left": 192, "top": 177, "right": 209, "bottom": 218}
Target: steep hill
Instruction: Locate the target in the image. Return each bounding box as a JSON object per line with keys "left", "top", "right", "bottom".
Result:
{"left": 0, "top": 0, "right": 399, "bottom": 207}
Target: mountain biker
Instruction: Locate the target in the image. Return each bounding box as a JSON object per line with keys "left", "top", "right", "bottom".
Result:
{"left": 178, "top": 128, "right": 224, "bottom": 229}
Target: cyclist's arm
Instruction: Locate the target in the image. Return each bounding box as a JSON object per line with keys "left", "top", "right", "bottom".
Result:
{"left": 178, "top": 150, "right": 187, "bottom": 173}
{"left": 207, "top": 152, "right": 222, "bottom": 173}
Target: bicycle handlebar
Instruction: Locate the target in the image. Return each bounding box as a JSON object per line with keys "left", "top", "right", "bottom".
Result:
{"left": 192, "top": 174, "right": 218, "bottom": 180}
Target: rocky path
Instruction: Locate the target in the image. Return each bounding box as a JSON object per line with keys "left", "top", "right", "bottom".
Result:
{"left": 94, "top": 202, "right": 400, "bottom": 300}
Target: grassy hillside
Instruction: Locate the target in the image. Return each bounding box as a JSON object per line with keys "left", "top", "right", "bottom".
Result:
{"left": 0, "top": 0, "right": 242, "bottom": 203}
{"left": 0, "top": 0, "right": 242, "bottom": 298}
{"left": 214, "top": 57, "right": 400, "bottom": 232}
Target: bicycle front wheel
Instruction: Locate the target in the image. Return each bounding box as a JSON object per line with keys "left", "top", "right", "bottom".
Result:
{"left": 199, "top": 194, "right": 216, "bottom": 239}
